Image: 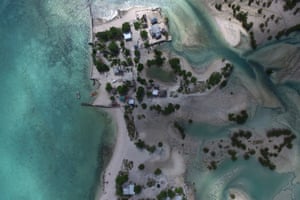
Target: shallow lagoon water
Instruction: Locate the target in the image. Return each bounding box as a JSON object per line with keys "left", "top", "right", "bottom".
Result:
{"left": 0, "top": 1, "right": 114, "bottom": 199}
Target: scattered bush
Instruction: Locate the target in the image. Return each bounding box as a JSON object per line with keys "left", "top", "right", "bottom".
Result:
{"left": 154, "top": 168, "right": 162, "bottom": 175}
{"left": 140, "top": 30, "right": 148, "bottom": 40}
{"left": 138, "top": 164, "right": 145, "bottom": 170}
{"left": 122, "top": 22, "right": 131, "bottom": 33}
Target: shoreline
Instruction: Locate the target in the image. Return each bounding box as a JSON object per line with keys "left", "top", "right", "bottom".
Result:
{"left": 90, "top": 6, "right": 190, "bottom": 200}
{"left": 95, "top": 108, "right": 131, "bottom": 200}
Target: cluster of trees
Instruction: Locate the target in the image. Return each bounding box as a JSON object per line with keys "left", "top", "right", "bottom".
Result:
{"left": 235, "top": 11, "right": 253, "bottom": 32}
{"left": 136, "top": 86, "right": 145, "bottom": 102}
{"left": 219, "top": 63, "right": 234, "bottom": 88}
{"left": 169, "top": 58, "right": 181, "bottom": 73}
{"left": 124, "top": 106, "right": 137, "bottom": 140}
{"left": 122, "top": 22, "right": 131, "bottom": 33}
{"left": 134, "top": 49, "right": 140, "bottom": 63}
{"left": 267, "top": 129, "right": 296, "bottom": 152}
{"left": 117, "top": 84, "right": 129, "bottom": 96}
{"left": 137, "top": 63, "right": 144, "bottom": 72}
{"left": 169, "top": 57, "right": 198, "bottom": 92}
{"left": 227, "top": 149, "right": 238, "bottom": 161}
{"left": 221, "top": 63, "right": 234, "bottom": 78}
{"left": 283, "top": 0, "right": 299, "bottom": 11}
{"left": 140, "top": 30, "right": 148, "bottom": 40}
{"left": 150, "top": 103, "right": 180, "bottom": 115}
{"left": 276, "top": 24, "right": 300, "bottom": 40}
{"left": 208, "top": 161, "right": 218, "bottom": 170}
{"left": 266, "top": 128, "right": 292, "bottom": 137}
{"left": 147, "top": 49, "right": 165, "bottom": 67}
{"left": 230, "top": 130, "right": 252, "bottom": 150}
{"left": 94, "top": 59, "right": 109, "bottom": 73}
{"left": 157, "top": 187, "right": 185, "bottom": 200}
{"left": 134, "top": 185, "right": 142, "bottom": 194}
{"left": 174, "top": 121, "right": 186, "bottom": 139}
{"left": 207, "top": 72, "right": 222, "bottom": 87}
{"left": 137, "top": 76, "right": 147, "bottom": 85}
{"left": 95, "top": 26, "right": 123, "bottom": 42}
{"left": 134, "top": 21, "right": 141, "bottom": 30}
{"left": 258, "top": 148, "right": 276, "bottom": 170}
{"left": 108, "top": 41, "right": 120, "bottom": 56}
{"left": 228, "top": 110, "right": 249, "bottom": 124}
{"left": 115, "top": 172, "right": 128, "bottom": 196}
{"left": 134, "top": 139, "right": 156, "bottom": 153}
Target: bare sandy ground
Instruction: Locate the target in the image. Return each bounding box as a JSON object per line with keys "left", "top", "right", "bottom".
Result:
{"left": 206, "top": 0, "right": 300, "bottom": 47}
{"left": 214, "top": 17, "right": 247, "bottom": 47}
{"left": 93, "top": 6, "right": 156, "bottom": 33}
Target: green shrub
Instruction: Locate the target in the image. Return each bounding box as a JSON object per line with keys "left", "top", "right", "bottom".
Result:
{"left": 137, "top": 63, "right": 144, "bottom": 72}
{"left": 138, "top": 164, "right": 145, "bottom": 170}
{"left": 154, "top": 168, "right": 162, "bottom": 175}
{"left": 95, "top": 60, "right": 109, "bottom": 73}
{"left": 122, "top": 22, "right": 131, "bottom": 33}
{"left": 207, "top": 72, "right": 222, "bottom": 86}
{"left": 134, "top": 185, "right": 142, "bottom": 194}
{"left": 108, "top": 41, "right": 119, "bottom": 56}
{"left": 140, "top": 30, "right": 148, "bottom": 40}
{"left": 136, "top": 87, "right": 145, "bottom": 102}
{"left": 134, "top": 21, "right": 141, "bottom": 30}
{"left": 117, "top": 84, "right": 129, "bottom": 96}
{"left": 105, "top": 82, "right": 113, "bottom": 92}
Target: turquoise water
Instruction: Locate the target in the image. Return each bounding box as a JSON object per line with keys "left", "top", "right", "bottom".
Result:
{"left": 0, "top": 1, "right": 113, "bottom": 199}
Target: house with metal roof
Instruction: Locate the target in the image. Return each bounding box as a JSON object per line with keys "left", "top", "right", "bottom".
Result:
{"left": 150, "top": 24, "right": 161, "bottom": 39}
{"left": 122, "top": 184, "right": 135, "bottom": 196}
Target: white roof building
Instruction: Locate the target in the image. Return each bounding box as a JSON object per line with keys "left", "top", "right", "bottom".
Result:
{"left": 128, "top": 98, "right": 135, "bottom": 105}
{"left": 175, "top": 195, "right": 183, "bottom": 200}
{"left": 123, "top": 184, "right": 135, "bottom": 195}
{"left": 152, "top": 89, "right": 159, "bottom": 96}
{"left": 123, "top": 32, "right": 132, "bottom": 41}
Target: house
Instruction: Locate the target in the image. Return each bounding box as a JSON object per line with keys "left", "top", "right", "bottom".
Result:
{"left": 150, "top": 24, "right": 161, "bottom": 39}
{"left": 142, "top": 23, "right": 148, "bottom": 28}
{"left": 128, "top": 98, "right": 135, "bottom": 106}
{"left": 152, "top": 89, "right": 159, "bottom": 96}
{"left": 119, "top": 96, "right": 126, "bottom": 102}
{"left": 151, "top": 17, "right": 158, "bottom": 24}
{"left": 123, "top": 32, "right": 132, "bottom": 41}
{"left": 159, "top": 90, "right": 167, "bottom": 97}
{"left": 113, "top": 67, "right": 124, "bottom": 76}
{"left": 123, "top": 184, "right": 135, "bottom": 195}
{"left": 175, "top": 195, "right": 183, "bottom": 200}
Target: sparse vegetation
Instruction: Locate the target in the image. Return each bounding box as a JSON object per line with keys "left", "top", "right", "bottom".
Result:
{"left": 174, "top": 121, "right": 186, "bottom": 139}
{"left": 115, "top": 172, "right": 129, "bottom": 196}
{"left": 154, "top": 168, "right": 162, "bottom": 175}
{"left": 228, "top": 110, "right": 249, "bottom": 124}
{"left": 138, "top": 163, "right": 145, "bottom": 170}
{"left": 140, "top": 30, "right": 148, "bottom": 40}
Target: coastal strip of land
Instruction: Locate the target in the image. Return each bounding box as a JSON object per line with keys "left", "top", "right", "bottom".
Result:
{"left": 87, "top": 2, "right": 299, "bottom": 200}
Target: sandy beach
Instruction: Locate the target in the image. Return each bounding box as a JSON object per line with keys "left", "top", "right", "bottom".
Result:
{"left": 95, "top": 107, "right": 152, "bottom": 200}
